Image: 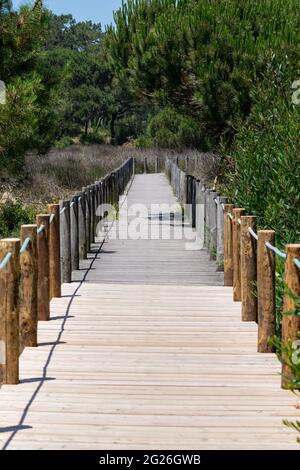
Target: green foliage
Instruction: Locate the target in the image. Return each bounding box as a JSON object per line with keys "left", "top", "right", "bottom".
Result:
{"left": 0, "top": 2, "right": 63, "bottom": 175}
{"left": 45, "top": 14, "right": 136, "bottom": 144}
{"left": 54, "top": 136, "right": 74, "bottom": 149}
{"left": 107, "top": 0, "right": 300, "bottom": 149}
{"left": 115, "top": 107, "right": 154, "bottom": 145}
{"left": 141, "top": 107, "right": 204, "bottom": 149}
{"left": 0, "top": 74, "right": 42, "bottom": 175}
{"left": 222, "top": 57, "right": 300, "bottom": 245}
{"left": 80, "top": 132, "right": 104, "bottom": 145}
{"left": 269, "top": 297, "right": 300, "bottom": 444}
{"left": 270, "top": 334, "right": 300, "bottom": 391}
{"left": 283, "top": 421, "right": 300, "bottom": 444}
{"left": 0, "top": 201, "right": 35, "bottom": 238}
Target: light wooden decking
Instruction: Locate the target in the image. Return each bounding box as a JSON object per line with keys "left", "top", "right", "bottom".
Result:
{"left": 0, "top": 174, "right": 299, "bottom": 450}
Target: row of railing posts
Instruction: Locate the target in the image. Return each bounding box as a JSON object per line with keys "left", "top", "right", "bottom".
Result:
{"left": 166, "top": 158, "right": 300, "bottom": 390}
{"left": 0, "top": 158, "right": 133, "bottom": 385}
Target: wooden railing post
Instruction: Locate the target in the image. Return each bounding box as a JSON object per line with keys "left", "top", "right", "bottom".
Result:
{"left": 0, "top": 239, "right": 20, "bottom": 384}
{"left": 155, "top": 157, "right": 159, "bottom": 173}
{"left": 224, "top": 204, "right": 234, "bottom": 286}
{"left": 82, "top": 187, "right": 91, "bottom": 253}
{"left": 209, "top": 191, "right": 218, "bottom": 259}
{"left": 89, "top": 185, "right": 95, "bottom": 244}
{"left": 241, "top": 216, "right": 257, "bottom": 322}
{"left": 47, "top": 204, "right": 61, "bottom": 299}
{"left": 70, "top": 195, "right": 79, "bottom": 271}
{"left": 20, "top": 225, "right": 38, "bottom": 348}
{"left": 281, "top": 244, "right": 300, "bottom": 389}
{"left": 78, "top": 191, "right": 87, "bottom": 260}
{"left": 192, "top": 177, "right": 197, "bottom": 229}
{"left": 216, "top": 196, "right": 227, "bottom": 270}
{"left": 195, "top": 182, "right": 205, "bottom": 249}
{"left": 110, "top": 174, "right": 115, "bottom": 205}
{"left": 96, "top": 181, "right": 102, "bottom": 237}
{"left": 37, "top": 215, "right": 50, "bottom": 321}
{"left": 59, "top": 201, "right": 71, "bottom": 284}
{"left": 110, "top": 174, "right": 113, "bottom": 202}
{"left": 233, "top": 208, "right": 245, "bottom": 301}
{"left": 106, "top": 176, "right": 109, "bottom": 205}
{"left": 114, "top": 174, "right": 117, "bottom": 204}
{"left": 204, "top": 189, "right": 210, "bottom": 249}
{"left": 257, "top": 230, "right": 276, "bottom": 352}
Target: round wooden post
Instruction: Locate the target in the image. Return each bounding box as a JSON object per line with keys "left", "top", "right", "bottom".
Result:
{"left": 233, "top": 208, "right": 245, "bottom": 302}
{"left": 241, "top": 216, "right": 257, "bottom": 322}
{"left": 109, "top": 175, "right": 113, "bottom": 217}
{"left": 112, "top": 173, "right": 118, "bottom": 204}
{"left": 257, "top": 230, "right": 276, "bottom": 353}
{"left": 0, "top": 239, "right": 20, "bottom": 384}
{"left": 82, "top": 187, "right": 91, "bottom": 253}
{"left": 89, "top": 185, "right": 95, "bottom": 245}
{"left": 59, "top": 201, "right": 71, "bottom": 284}
{"left": 47, "top": 204, "right": 61, "bottom": 299}
{"left": 209, "top": 191, "right": 218, "bottom": 258}
{"left": 20, "top": 225, "right": 38, "bottom": 348}
{"left": 37, "top": 215, "right": 50, "bottom": 321}
{"left": 195, "top": 182, "right": 205, "bottom": 249}
{"left": 106, "top": 176, "right": 109, "bottom": 206}
{"left": 94, "top": 182, "right": 101, "bottom": 234}
{"left": 155, "top": 157, "right": 159, "bottom": 173}
{"left": 216, "top": 196, "right": 227, "bottom": 270}
{"left": 97, "top": 180, "right": 102, "bottom": 224}
{"left": 281, "top": 244, "right": 300, "bottom": 389}
{"left": 204, "top": 189, "right": 211, "bottom": 249}
{"left": 185, "top": 156, "right": 189, "bottom": 173}
{"left": 78, "top": 191, "right": 87, "bottom": 260}
{"left": 109, "top": 175, "right": 113, "bottom": 205}
{"left": 102, "top": 178, "right": 106, "bottom": 206}
{"left": 70, "top": 196, "right": 79, "bottom": 271}
{"left": 223, "top": 204, "right": 234, "bottom": 286}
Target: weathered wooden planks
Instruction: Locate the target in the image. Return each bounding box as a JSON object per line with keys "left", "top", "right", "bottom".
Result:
{"left": 0, "top": 174, "right": 299, "bottom": 450}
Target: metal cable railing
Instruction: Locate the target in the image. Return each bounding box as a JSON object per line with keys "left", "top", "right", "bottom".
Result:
{"left": 225, "top": 210, "right": 297, "bottom": 266}
{"left": 0, "top": 251, "right": 13, "bottom": 272}
{"left": 0, "top": 158, "right": 134, "bottom": 274}
{"left": 20, "top": 237, "right": 32, "bottom": 255}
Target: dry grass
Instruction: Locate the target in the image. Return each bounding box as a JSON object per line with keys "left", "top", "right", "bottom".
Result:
{"left": 0, "top": 144, "right": 219, "bottom": 237}
{"left": 1, "top": 144, "right": 219, "bottom": 211}
{"left": 184, "top": 151, "right": 221, "bottom": 187}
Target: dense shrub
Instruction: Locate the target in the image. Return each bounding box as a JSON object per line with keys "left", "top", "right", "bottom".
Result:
{"left": 54, "top": 136, "right": 74, "bottom": 149}
{"left": 223, "top": 58, "right": 300, "bottom": 245}
{"left": 139, "top": 108, "right": 204, "bottom": 149}
{"left": 80, "top": 132, "right": 104, "bottom": 145}
{"left": 0, "top": 202, "right": 35, "bottom": 238}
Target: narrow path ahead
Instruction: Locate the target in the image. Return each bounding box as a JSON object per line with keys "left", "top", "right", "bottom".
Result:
{"left": 0, "top": 174, "right": 299, "bottom": 450}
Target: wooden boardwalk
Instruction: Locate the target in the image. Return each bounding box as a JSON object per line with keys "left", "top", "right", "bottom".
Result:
{"left": 0, "top": 174, "right": 299, "bottom": 450}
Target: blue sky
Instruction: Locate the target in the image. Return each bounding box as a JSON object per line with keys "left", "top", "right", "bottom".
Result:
{"left": 13, "top": 0, "right": 123, "bottom": 26}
